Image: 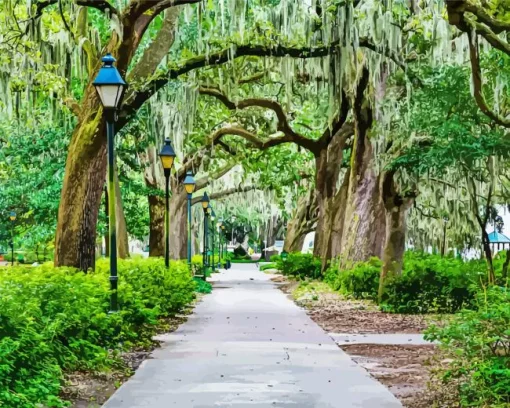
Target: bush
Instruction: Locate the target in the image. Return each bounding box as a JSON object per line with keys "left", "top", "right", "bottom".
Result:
{"left": 381, "top": 252, "right": 483, "bottom": 313}
{"left": 425, "top": 287, "right": 510, "bottom": 406}
{"left": 275, "top": 253, "right": 321, "bottom": 279}
{"left": 0, "top": 258, "right": 196, "bottom": 407}
{"left": 233, "top": 245, "right": 248, "bottom": 258}
{"left": 259, "top": 262, "right": 277, "bottom": 271}
{"left": 325, "top": 257, "right": 381, "bottom": 300}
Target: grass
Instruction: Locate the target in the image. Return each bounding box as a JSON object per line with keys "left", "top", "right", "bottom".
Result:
{"left": 292, "top": 281, "right": 335, "bottom": 301}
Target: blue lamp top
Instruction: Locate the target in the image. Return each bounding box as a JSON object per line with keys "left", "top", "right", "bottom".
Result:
{"left": 159, "top": 138, "right": 176, "bottom": 158}
{"left": 184, "top": 171, "right": 196, "bottom": 186}
{"left": 93, "top": 53, "right": 126, "bottom": 86}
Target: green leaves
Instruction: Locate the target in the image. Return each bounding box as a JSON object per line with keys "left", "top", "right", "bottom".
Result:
{"left": 0, "top": 258, "right": 197, "bottom": 406}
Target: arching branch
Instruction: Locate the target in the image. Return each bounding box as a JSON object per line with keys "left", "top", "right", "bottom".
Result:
{"left": 191, "top": 185, "right": 260, "bottom": 205}
{"left": 121, "top": 41, "right": 343, "bottom": 117}
{"left": 199, "top": 87, "right": 320, "bottom": 153}
{"left": 467, "top": 29, "right": 510, "bottom": 128}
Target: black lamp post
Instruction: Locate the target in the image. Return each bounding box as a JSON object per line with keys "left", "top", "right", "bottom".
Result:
{"left": 210, "top": 208, "right": 216, "bottom": 272}
{"left": 159, "top": 138, "right": 176, "bottom": 268}
{"left": 221, "top": 224, "right": 226, "bottom": 262}
{"left": 9, "top": 211, "right": 16, "bottom": 266}
{"left": 93, "top": 53, "right": 127, "bottom": 313}
{"left": 183, "top": 171, "right": 196, "bottom": 265}
{"left": 201, "top": 192, "right": 210, "bottom": 271}
{"left": 231, "top": 215, "right": 236, "bottom": 245}
{"left": 217, "top": 219, "right": 223, "bottom": 266}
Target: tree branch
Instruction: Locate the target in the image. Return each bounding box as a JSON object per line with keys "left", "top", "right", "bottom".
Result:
{"left": 191, "top": 185, "right": 259, "bottom": 205}
{"left": 467, "top": 29, "right": 510, "bottom": 128}
{"left": 199, "top": 87, "right": 320, "bottom": 153}
{"left": 195, "top": 162, "right": 236, "bottom": 190}
{"left": 121, "top": 41, "right": 342, "bottom": 117}
{"left": 76, "top": 0, "right": 118, "bottom": 15}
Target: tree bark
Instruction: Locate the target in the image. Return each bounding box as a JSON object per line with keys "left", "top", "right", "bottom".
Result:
{"left": 169, "top": 189, "right": 188, "bottom": 260}
{"left": 54, "top": 8, "right": 181, "bottom": 270}
{"left": 340, "top": 70, "right": 386, "bottom": 264}
{"left": 378, "top": 171, "right": 413, "bottom": 301}
{"left": 115, "top": 173, "right": 129, "bottom": 259}
{"left": 148, "top": 194, "right": 165, "bottom": 257}
{"left": 284, "top": 189, "right": 317, "bottom": 253}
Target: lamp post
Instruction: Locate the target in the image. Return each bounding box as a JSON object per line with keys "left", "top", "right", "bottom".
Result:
{"left": 9, "top": 211, "right": 16, "bottom": 266}
{"left": 221, "top": 224, "right": 226, "bottom": 263}
{"left": 93, "top": 53, "right": 127, "bottom": 313}
{"left": 217, "top": 219, "right": 223, "bottom": 265}
{"left": 231, "top": 215, "right": 236, "bottom": 245}
{"left": 159, "top": 138, "right": 176, "bottom": 268}
{"left": 183, "top": 171, "right": 196, "bottom": 265}
{"left": 201, "top": 192, "right": 210, "bottom": 271}
{"left": 210, "top": 207, "right": 216, "bottom": 272}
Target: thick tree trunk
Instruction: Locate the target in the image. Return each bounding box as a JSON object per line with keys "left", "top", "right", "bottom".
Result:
{"left": 148, "top": 195, "right": 165, "bottom": 257}
{"left": 115, "top": 174, "right": 129, "bottom": 259}
{"left": 54, "top": 101, "right": 108, "bottom": 271}
{"left": 340, "top": 71, "right": 386, "bottom": 264}
{"left": 169, "top": 190, "right": 187, "bottom": 260}
{"left": 313, "top": 126, "right": 351, "bottom": 266}
{"left": 54, "top": 10, "right": 180, "bottom": 270}
{"left": 284, "top": 189, "right": 317, "bottom": 253}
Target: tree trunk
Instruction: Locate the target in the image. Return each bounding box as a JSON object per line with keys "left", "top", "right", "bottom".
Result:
{"left": 313, "top": 126, "right": 351, "bottom": 267}
{"left": 148, "top": 194, "right": 165, "bottom": 257}
{"left": 169, "top": 190, "right": 187, "bottom": 260}
{"left": 340, "top": 70, "right": 386, "bottom": 264}
{"left": 481, "top": 229, "right": 495, "bottom": 283}
{"left": 54, "top": 100, "right": 108, "bottom": 271}
{"left": 54, "top": 10, "right": 180, "bottom": 270}
{"left": 115, "top": 173, "right": 129, "bottom": 259}
{"left": 284, "top": 189, "right": 317, "bottom": 253}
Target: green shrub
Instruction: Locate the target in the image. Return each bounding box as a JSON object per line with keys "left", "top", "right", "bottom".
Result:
{"left": 381, "top": 252, "right": 483, "bottom": 313}
{"left": 193, "top": 277, "right": 212, "bottom": 294}
{"left": 233, "top": 245, "right": 248, "bottom": 258}
{"left": 259, "top": 263, "right": 277, "bottom": 271}
{"left": 275, "top": 253, "right": 321, "bottom": 279}
{"left": 425, "top": 287, "right": 510, "bottom": 406}
{"left": 325, "top": 257, "right": 381, "bottom": 300}
{"left": 0, "top": 258, "right": 196, "bottom": 407}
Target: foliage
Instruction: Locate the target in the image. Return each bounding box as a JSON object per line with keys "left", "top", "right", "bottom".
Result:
{"left": 193, "top": 277, "right": 212, "bottom": 294}
{"left": 275, "top": 253, "right": 321, "bottom": 279}
{"left": 323, "top": 252, "right": 487, "bottom": 314}
{"left": 259, "top": 262, "right": 277, "bottom": 271}
{"left": 425, "top": 288, "right": 510, "bottom": 406}
{"left": 0, "top": 258, "right": 195, "bottom": 407}
{"left": 324, "top": 258, "right": 382, "bottom": 300}
{"left": 381, "top": 252, "right": 485, "bottom": 314}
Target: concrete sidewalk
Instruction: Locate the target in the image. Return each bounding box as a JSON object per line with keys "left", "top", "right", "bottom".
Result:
{"left": 103, "top": 264, "right": 402, "bottom": 408}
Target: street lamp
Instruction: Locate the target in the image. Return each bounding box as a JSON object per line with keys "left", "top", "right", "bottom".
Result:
{"left": 231, "top": 215, "right": 236, "bottom": 245}
{"left": 217, "top": 219, "right": 223, "bottom": 264}
{"left": 210, "top": 206, "right": 216, "bottom": 272}
{"left": 183, "top": 171, "right": 196, "bottom": 265}
{"left": 9, "top": 211, "right": 16, "bottom": 266}
{"left": 159, "top": 138, "right": 176, "bottom": 268}
{"left": 201, "top": 192, "right": 210, "bottom": 271}
{"left": 93, "top": 53, "right": 127, "bottom": 313}
{"left": 221, "top": 224, "right": 226, "bottom": 265}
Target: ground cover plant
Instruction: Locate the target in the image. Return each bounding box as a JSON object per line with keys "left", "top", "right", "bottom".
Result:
{"left": 425, "top": 287, "right": 510, "bottom": 407}
{"left": 0, "top": 258, "right": 197, "bottom": 407}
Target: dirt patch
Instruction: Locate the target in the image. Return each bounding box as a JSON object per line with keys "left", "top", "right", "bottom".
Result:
{"left": 64, "top": 310, "right": 194, "bottom": 407}
{"left": 342, "top": 344, "right": 438, "bottom": 407}
{"left": 306, "top": 299, "right": 430, "bottom": 334}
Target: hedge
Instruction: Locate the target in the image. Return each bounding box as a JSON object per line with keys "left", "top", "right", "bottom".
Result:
{"left": 0, "top": 258, "right": 196, "bottom": 407}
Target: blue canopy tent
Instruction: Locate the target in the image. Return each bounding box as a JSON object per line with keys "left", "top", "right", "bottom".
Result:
{"left": 488, "top": 230, "right": 510, "bottom": 251}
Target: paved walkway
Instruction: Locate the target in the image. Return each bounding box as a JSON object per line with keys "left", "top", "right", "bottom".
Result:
{"left": 103, "top": 264, "right": 402, "bottom": 408}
